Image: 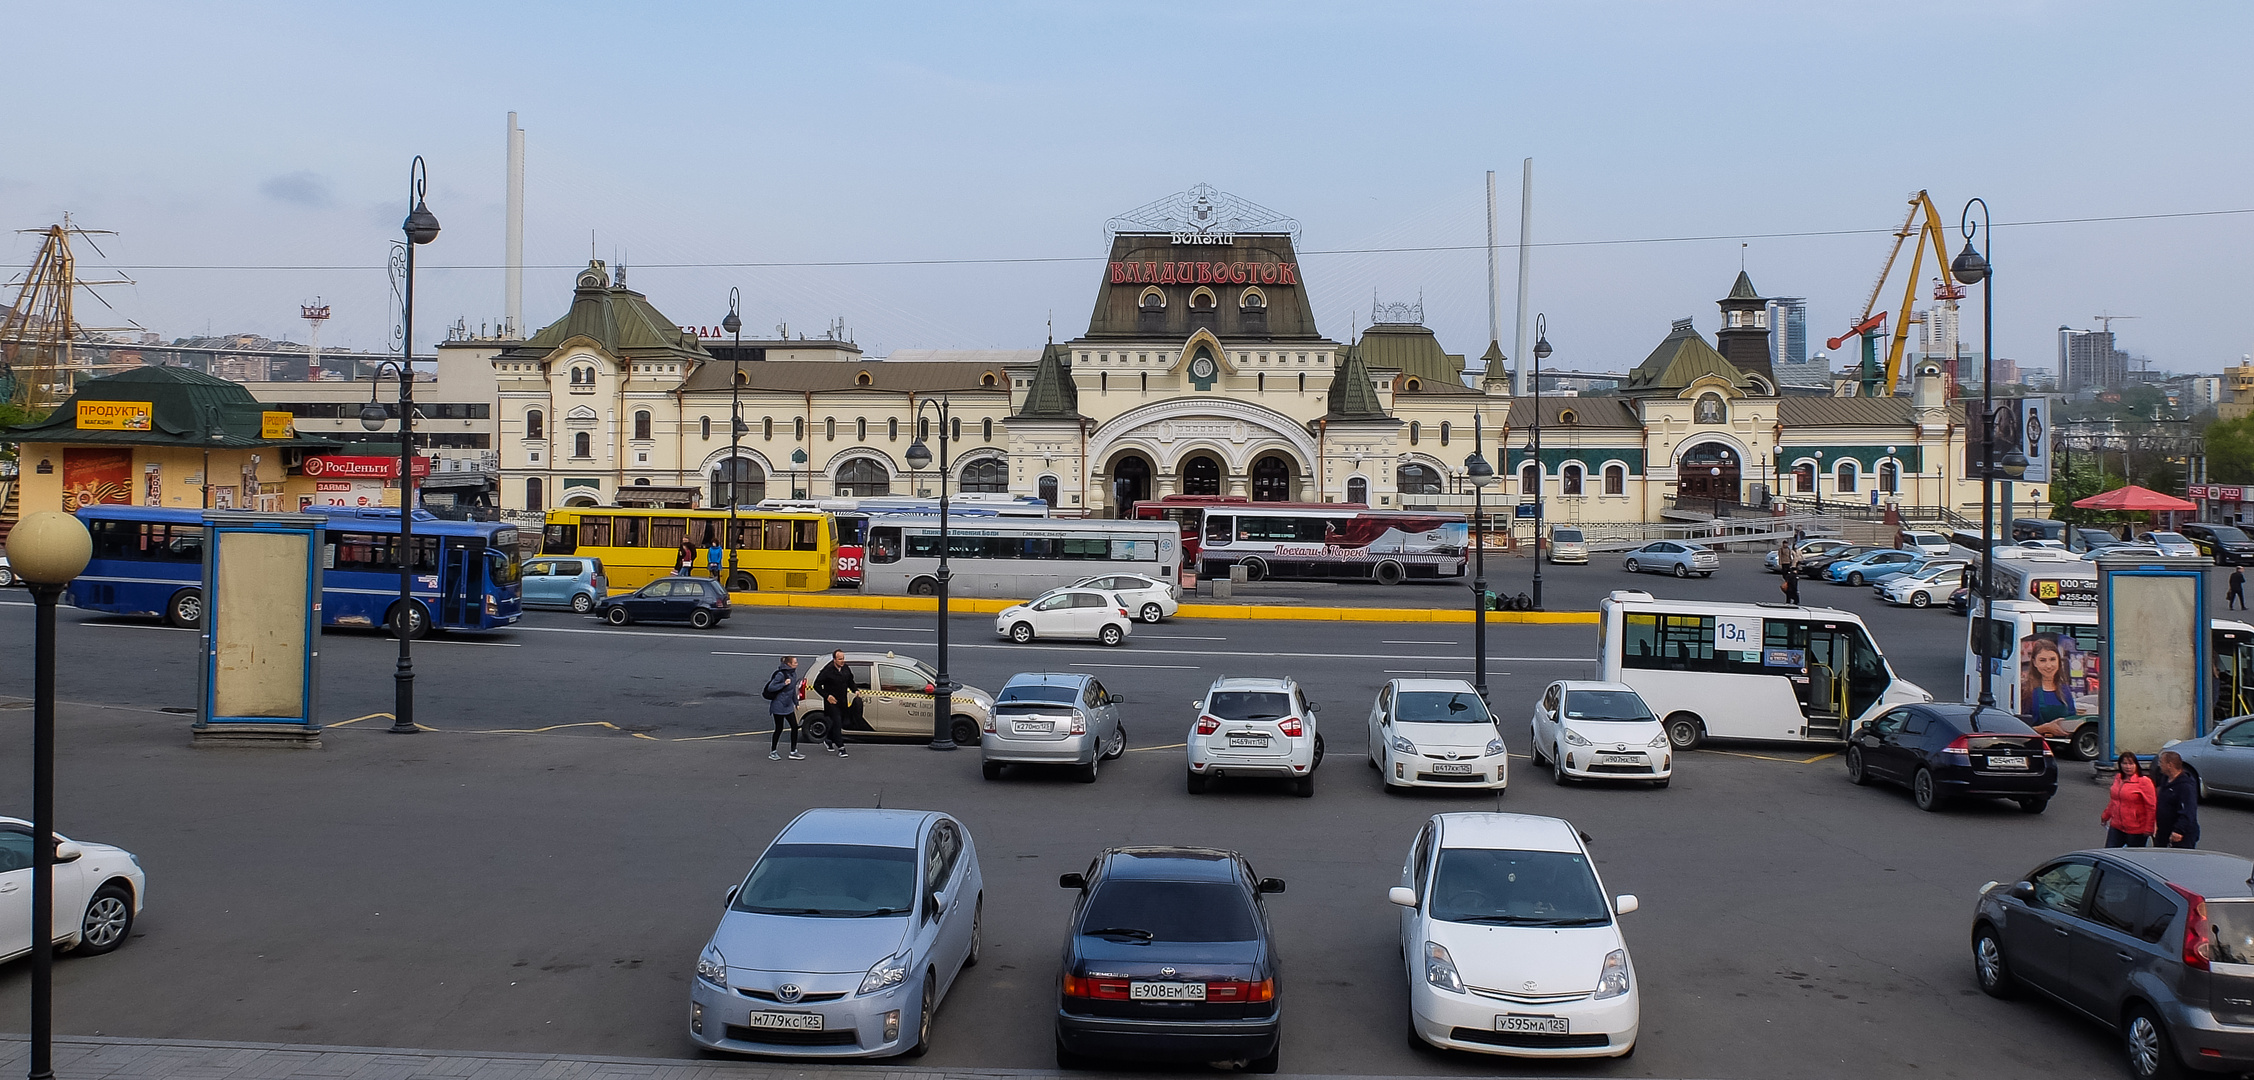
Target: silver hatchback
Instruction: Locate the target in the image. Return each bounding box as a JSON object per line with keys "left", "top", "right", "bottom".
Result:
{"left": 980, "top": 673, "right": 1127, "bottom": 783}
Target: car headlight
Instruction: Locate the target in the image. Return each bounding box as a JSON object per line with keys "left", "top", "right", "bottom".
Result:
{"left": 1647, "top": 733, "right": 1669, "bottom": 749}
{"left": 696, "top": 942, "right": 727, "bottom": 986}
{"left": 1390, "top": 734, "right": 1416, "bottom": 755}
{"left": 1484, "top": 738, "right": 1507, "bottom": 757}
{"left": 1594, "top": 949, "right": 1631, "bottom": 999}
{"left": 1424, "top": 941, "right": 1463, "bottom": 993}
{"left": 1563, "top": 729, "right": 1591, "bottom": 747}
{"left": 858, "top": 949, "right": 912, "bottom": 996}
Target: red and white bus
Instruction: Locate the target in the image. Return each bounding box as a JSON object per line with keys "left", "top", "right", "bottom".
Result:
{"left": 759, "top": 495, "right": 1049, "bottom": 585}
{"left": 1131, "top": 496, "right": 1465, "bottom": 585}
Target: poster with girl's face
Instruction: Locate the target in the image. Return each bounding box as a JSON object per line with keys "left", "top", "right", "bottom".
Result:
{"left": 2020, "top": 632, "right": 2101, "bottom": 727}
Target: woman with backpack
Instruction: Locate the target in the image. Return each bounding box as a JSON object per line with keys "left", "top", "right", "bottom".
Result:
{"left": 764, "top": 655, "right": 807, "bottom": 761}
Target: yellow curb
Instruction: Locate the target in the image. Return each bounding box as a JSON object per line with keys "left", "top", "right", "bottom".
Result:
{"left": 712, "top": 589, "right": 1600, "bottom": 624}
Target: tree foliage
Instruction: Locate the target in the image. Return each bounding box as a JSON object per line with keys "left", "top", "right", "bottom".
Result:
{"left": 2207, "top": 416, "right": 2254, "bottom": 484}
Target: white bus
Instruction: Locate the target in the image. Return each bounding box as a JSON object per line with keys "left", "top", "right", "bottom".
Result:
{"left": 1966, "top": 599, "right": 2254, "bottom": 761}
{"left": 758, "top": 495, "right": 1049, "bottom": 586}
{"left": 1186, "top": 505, "right": 1467, "bottom": 585}
{"left": 1598, "top": 590, "right": 1933, "bottom": 749}
{"left": 860, "top": 515, "right": 1181, "bottom": 598}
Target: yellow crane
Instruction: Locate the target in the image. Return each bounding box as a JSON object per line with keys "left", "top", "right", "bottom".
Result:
{"left": 1825, "top": 190, "right": 1963, "bottom": 396}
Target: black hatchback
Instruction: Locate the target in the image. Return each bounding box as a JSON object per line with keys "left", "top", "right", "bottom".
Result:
{"left": 1845, "top": 703, "right": 2056, "bottom": 812}
{"left": 1055, "top": 847, "right": 1285, "bottom": 1072}
{"left": 593, "top": 576, "right": 731, "bottom": 629}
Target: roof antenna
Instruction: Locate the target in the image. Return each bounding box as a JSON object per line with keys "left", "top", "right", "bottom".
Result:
{"left": 1741, "top": 242, "right": 1748, "bottom": 271}
{"left": 1047, "top": 310, "right": 1053, "bottom": 343}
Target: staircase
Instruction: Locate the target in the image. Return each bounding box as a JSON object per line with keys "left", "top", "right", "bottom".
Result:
{"left": 0, "top": 478, "right": 18, "bottom": 545}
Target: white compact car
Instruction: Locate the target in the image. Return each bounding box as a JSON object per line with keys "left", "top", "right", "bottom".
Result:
{"left": 1528, "top": 681, "right": 1669, "bottom": 786}
{"left": 1898, "top": 530, "right": 1952, "bottom": 558}
{"left": 994, "top": 588, "right": 1133, "bottom": 647}
{"left": 1392, "top": 813, "right": 1639, "bottom": 1060}
{"left": 1187, "top": 676, "right": 1323, "bottom": 797}
{"left": 1877, "top": 562, "right": 1968, "bottom": 608}
{"left": 1068, "top": 573, "right": 1178, "bottom": 624}
{"left": 1368, "top": 679, "right": 1508, "bottom": 791}
{"left": 1, "top": 817, "right": 145, "bottom": 963}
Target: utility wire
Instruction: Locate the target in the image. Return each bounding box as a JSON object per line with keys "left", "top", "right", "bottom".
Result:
{"left": 93, "top": 206, "right": 2254, "bottom": 272}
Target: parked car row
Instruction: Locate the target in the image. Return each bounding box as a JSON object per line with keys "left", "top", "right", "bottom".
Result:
{"left": 689, "top": 808, "right": 1643, "bottom": 1066}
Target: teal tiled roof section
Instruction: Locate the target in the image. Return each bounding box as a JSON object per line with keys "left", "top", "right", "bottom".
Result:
{"left": 5, "top": 364, "right": 338, "bottom": 448}
{"left": 1780, "top": 444, "right": 1923, "bottom": 472}
{"left": 1509, "top": 445, "right": 1645, "bottom": 473}
{"left": 1013, "top": 341, "right": 1080, "bottom": 419}
{"left": 1326, "top": 342, "right": 1388, "bottom": 420}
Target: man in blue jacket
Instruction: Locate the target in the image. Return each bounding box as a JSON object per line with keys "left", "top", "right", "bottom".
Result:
{"left": 2155, "top": 750, "right": 2201, "bottom": 849}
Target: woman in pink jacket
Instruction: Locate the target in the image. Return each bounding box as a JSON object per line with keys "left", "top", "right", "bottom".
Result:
{"left": 2100, "top": 752, "right": 2156, "bottom": 848}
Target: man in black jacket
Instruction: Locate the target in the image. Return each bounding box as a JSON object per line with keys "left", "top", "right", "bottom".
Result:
{"left": 2156, "top": 750, "right": 2201, "bottom": 849}
{"left": 811, "top": 650, "right": 857, "bottom": 758}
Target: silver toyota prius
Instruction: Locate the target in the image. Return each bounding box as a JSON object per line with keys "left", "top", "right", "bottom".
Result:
{"left": 690, "top": 808, "right": 984, "bottom": 1058}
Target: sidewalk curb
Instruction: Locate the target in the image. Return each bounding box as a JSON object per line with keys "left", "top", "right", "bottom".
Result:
{"left": 720, "top": 591, "right": 1598, "bottom": 624}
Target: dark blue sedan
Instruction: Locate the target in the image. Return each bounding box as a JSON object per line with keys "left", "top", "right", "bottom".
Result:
{"left": 594, "top": 575, "right": 731, "bottom": 629}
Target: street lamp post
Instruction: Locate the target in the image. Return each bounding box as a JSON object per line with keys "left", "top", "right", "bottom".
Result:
{"left": 1530, "top": 316, "right": 1552, "bottom": 611}
{"left": 13, "top": 511, "right": 92, "bottom": 1080}
{"left": 722, "top": 288, "right": 744, "bottom": 588}
{"left": 1952, "top": 197, "right": 2008, "bottom": 709}
{"left": 1464, "top": 416, "right": 1496, "bottom": 701}
{"left": 905, "top": 400, "right": 958, "bottom": 751}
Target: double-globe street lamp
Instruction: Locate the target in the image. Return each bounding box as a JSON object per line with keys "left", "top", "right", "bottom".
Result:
{"left": 357, "top": 155, "right": 440, "bottom": 735}
{"left": 1529, "top": 315, "right": 1553, "bottom": 611}
{"left": 1464, "top": 416, "right": 1496, "bottom": 701}
{"left": 904, "top": 399, "right": 959, "bottom": 751}
{"left": 721, "top": 288, "right": 746, "bottom": 587}
{"left": 15, "top": 511, "right": 93, "bottom": 1080}
{"left": 1951, "top": 198, "right": 2026, "bottom": 709}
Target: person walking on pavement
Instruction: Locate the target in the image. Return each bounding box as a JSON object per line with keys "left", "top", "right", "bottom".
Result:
{"left": 2230, "top": 566, "right": 2246, "bottom": 611}
{"left": 2100, "top": 752, "right": 2156, "bottom": 848}
{"left": 675, "top": 540, "right": 696, "bottom": 576}
{"left": 812, "top": 649, "right": 857, "bottom": 757}
{"left": 764, "top": 655, "right": 807, "bottom": 761}
{"left": 707, "top": 538, "right": 724, "bottom": 582}
{"left": 1777, "top": 541, "right": 1802, "bottom": 605}
{"left": 2155, "top": 750, "right": 2201, "bottom": 849}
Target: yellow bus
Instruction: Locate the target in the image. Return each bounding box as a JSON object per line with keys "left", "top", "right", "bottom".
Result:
{"left": 538, "top": 507, "right": 835, "bottom": 592}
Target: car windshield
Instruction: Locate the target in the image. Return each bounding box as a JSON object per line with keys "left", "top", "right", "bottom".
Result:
{"left": 732, "top": 843, "right": 916, "bottom": 918}
{"left": 1428, "top": 848, "right": 1611, "bottom": 927}
{"left": 2212, "top": 526, "right": 2253, "bottom": 544}
{"left": 2151, "top": 532, "right": 2188, "bottom": 544}
{"left": 998, "top": 683, "right": 1080, "bottom": 704}
{"left": 1553, "top": 530, "right": 1584, "bottom": 543}
{"left": 1207, "top": 691, "right": 1292, "bottom": 721}
{"left": 1080, "top": 879, "right": 1259, "bottom": 943}
{"left": 1396, "top": 691, "right": 1490, "bottom": 724}
{"left": 1562, "top": 690, "right": 1653, "bottom": 722}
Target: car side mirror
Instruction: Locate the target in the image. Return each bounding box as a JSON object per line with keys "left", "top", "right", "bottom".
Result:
{"left": 1387, "top": 886, "right": 1418, "bottom": 908}
{"left": 1059, "top": 873, "right": 1087, "bottom": 890}
{"left": 1109, "top": 695, "right": 1126, "bottom": 704}
{"left": 1191, "top": 700, "right": 1203, "bottom": 711}
{"left": 1257, "top": 878, "right": 1287, "bottom": 894}
{"left": 2009, "top": 881, "right": 2036, "bottom": 901}
{"left": 723, "top": 884, "right": 739, "bottom": 903}
{"left": 53, "top": 841, "right": 81, "bottom": 863}
{"left": 1613, "top": 894, "right": 1639, "bottom": 916}
{"left": 1308, "top": 702, "right": 1321, "bottom": 713}
{"left": 927, "top": 893, "right": 943, "bottom": 921}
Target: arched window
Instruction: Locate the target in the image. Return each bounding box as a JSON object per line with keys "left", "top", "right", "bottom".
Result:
{"left": 1240, "top": 288, "right": 1267, "bottom": 310}
{"left": 1038, "top": 474, "right": 1060, "bottom": 508}
{"left": 834, "top": 457, "right": 891, "bottom": 497}
{"left": 573, "top": 432, "right": 591, "bottom": 458}
{"left": 762, "top": 417, "right": 774, "bottom": 440}
{"left": 1559, "top": 409, "right": 1579, "bottom": 427}
{"left": 1139, "top": 289, "right": 1165, "bottom": 311}
{"left": 960, "top": 458, "right": 1008, "bottom": 493}
{"left": 1879, "top": 460, "right": 1900, "bottom": 493}
{"left": 1252, "top": 455, "right": 1292, "bottom": 501}
{"left": 711, "top": 458, "right": 765, "bottom": 507}
{"left": 525, "top": 477, "right": 543, "bottom": 511}
{"left": 1396, "top": 462, "right": 1443, "bottom": 495}
{"left": 1189, "top": 288, "right": 1216, "bottom": 310}
{"left": 1101, "top": 371, "right": 1108, "bottom": 394}
{"left": 981, "top": 418, "right": 993, "bottom": 441}
{"left": 1836, "top": 461, "right": 1858, "bottom": 492}
{"left": 1257, "top": 373, "right": 1265, "bottom": 393}
{"left": 1346, "top": 476, "right": 1368, "bottom": 504}
{"left": 525, "top": 410, "right": 544, "bottom": 440}
{"left": 825, "top": 417, "right": 836, "bottom": 441}
{"left": 1604, "top": 464, "right": 1625, "bottom": 495}
{"left": 1561, "top": 463, "right": 1584, "bottom": 496}
{"left": 700, "top": 416, "right": 711, "bottom": 440}
{"left": 888, "top": 417, "right": 899, "bottom": 441}
{"left": 1298, "top": 372, "right": 1305, "bottom": 393}
{"left": 951, "top": 416, "right": 961, "bottom": 442}
{"left": 1141, "top": 372, "right": 1148, "bottom": 393}
{"left": 918, "top": 417, "right": 930, "bottom": 440}
{"left": 1182, "top": 455, "right": 1222, "bottom": 496}
{"left": 1408, "top": 421, "right": 1421, "bottom": 445}
{"left": 633, "top": 410, "right": 651, "bottom": 440}
{"left": 794, "top": 417, "right": 806, "bottom": 440}
{"left": 1793, "top": 462, "right": 1816, "bottom": 493}
{"left": 1521, "top": 462, "right": 1540, "bottom": 496}
{"left": 856, "top": 417, "right": 867, "bottom": 441}
{"left": 1439, "top": 421, "right": 1451, "bottom": 447}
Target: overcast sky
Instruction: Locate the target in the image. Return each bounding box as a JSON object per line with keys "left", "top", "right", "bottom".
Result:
{"left": 8, "top": 2, "right": 2249, "bottom": 377}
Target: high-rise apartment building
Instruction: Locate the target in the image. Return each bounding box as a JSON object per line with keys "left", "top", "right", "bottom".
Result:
{"left": 2058, "top": 327, "right": 2129, "bottom": 393}
{"left": 1917, "top": 302, "right": 1959, "bottom": 362}
{"left": 1765, "top": 296, "right": 1827, "bottom": 386}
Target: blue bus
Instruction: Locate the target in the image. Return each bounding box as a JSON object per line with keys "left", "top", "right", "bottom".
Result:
{"left": 68, "top": 505, "right": 522, "bottom": 635}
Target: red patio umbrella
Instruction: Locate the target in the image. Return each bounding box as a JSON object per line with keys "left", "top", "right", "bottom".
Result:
{"left": 2071, "top": 484, "right": 2197, "bottom": 512}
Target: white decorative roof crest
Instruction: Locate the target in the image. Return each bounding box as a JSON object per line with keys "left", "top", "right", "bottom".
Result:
{"left": 1105, "top": 183, "right": 1300, "bottom": 243}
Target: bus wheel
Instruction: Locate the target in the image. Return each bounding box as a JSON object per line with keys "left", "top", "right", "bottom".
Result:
{"left": 1240, "top": 558, "right": 1268, "bottom": 582}
{"left": 166, "top": 589, "right": 204, "bottom": 629}
{"left": 909, "top": 577, "right": 939, "bottom": 596}
{"left": 1374, "top": 560, "right": 1406, "bottom": 586}
{"left": 1664, "top": 713, "right": 1705, "bottom": 750}
{"left": 388, "top": 602, "right": 431, "bottom": 639}
{"left": 728, "top": 572, "right": 757, "bottom": 592}
{"left": 2072, "top": 726, "right": 2102, "bottom": 762}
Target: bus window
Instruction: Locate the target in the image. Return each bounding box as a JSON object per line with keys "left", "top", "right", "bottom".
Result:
{"left": 543, "top": 523, "right": 577, "bottom": 555}
{"left": 1205, "top": 515, "right": 1234, "bottom": 547}
{"left": 579, "top": 517, "right": 612, "bottom": 549}
{"left": 730, "top": 520, "right": 764, "bottom": 550}
{"left": 1973, "top": 616, "right": 2015, "bottom": 659}
{"left": 2218, "top": 629, "right": 2254, "bottom": 723}
{"left": 615, "top": 516, "right": 647, "bottom": 548}
{"left": 487, "top": 546, "right": 521, "bottom": 586}
{"left": 764, "top": 520, "right": 792, "bottom": 550}
{"left": 868, "top": 526, "right": 901, "bottom": 564}
{"left": 1844, "top": 627, "right": 1888, "bottom": 722}
{"left": 650, "top": 517, "right": 687, "bottom": 550}
{"left": 794, "top": 520, "right": 819, "bottom": 552}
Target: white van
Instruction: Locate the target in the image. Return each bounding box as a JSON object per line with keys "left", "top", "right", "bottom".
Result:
{"left": 1548, "top": 527, "right": 1589, "bottom": 565}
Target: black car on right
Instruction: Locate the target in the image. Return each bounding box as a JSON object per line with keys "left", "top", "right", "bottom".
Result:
{"left": 1844, "top": 703, "right": 2057, "bottom": 812}
{"left": 1973, "top": 848, "right": 2254, "bottom": 1080}
{"left": 2181, "top": 522, "right": 2254, "bottom": 566}
{"left": 1054, "top": 846, "right": 1285, "bottom": 1072}
{"left": 1796, "top": 543, "right": 1873, "bottom": 579}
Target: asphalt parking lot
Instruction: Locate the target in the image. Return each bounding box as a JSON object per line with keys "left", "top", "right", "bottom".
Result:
{"left": 0, "top": 555, "right": 2243, "bottom": 1079}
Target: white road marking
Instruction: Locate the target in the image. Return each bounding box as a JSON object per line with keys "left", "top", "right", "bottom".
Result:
{"left": 512, "top": 626, "right": 1596, "bottom": 665}
{"left": 1383, "top": 640, "right": 1458, "bottom": 645}
{"left": 88, "top": 623, "right": 192, "bottom": 632}
{"left": 418, "top": 639, "right": 523, "bottom": 647}
{"left": 851, "top": 626, "right": 932, "bottom": 631}
{"left": 1071, "top": 662, "right": 1200, "bottom": 670}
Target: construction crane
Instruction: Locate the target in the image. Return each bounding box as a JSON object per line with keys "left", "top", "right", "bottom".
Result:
{"left": 1824, "top": 190, "right": 1962, "bottom": 397}
{"left": 0, "top": 215, "right": 137, "bottom": 410}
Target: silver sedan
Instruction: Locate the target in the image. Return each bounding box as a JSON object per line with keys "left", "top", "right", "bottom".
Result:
{"left": 1622, "top": 541, "right": 1717, "bottom": 578}
{"left": 2164, "top": 715, "right": 2254, "bottom": 798}
{"left": 980, "top": 672, "right": 1128, "bottom": 783}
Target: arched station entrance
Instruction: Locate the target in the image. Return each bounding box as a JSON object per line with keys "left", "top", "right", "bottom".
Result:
{"left": 1676, "top": 441, "right": 1741, "bottom": 511}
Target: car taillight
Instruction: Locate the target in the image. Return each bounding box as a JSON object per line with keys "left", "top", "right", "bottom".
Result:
{"left": 1206, "top": 979, "right": 1274, "bottom": 1002}
{"left": 1069, "top": 715, "right": 1087, "bottom": 736}
{"left": 1062, "top": 975, "right": 1131, "bottom": 1000}
{"left": 1119, "top": 608, "right": 1130, "bottom": 618}
{"left": 2173, "top": 884, "right": 2212, "bottom": 970}
{"left": 1278, "top": 717, "right": 1304, "bottom": 738}
{"left": 1942, "top": 736, "right": 1972, "bottom": 757}
{"left": 1195, "top": 715, "right": 1220, "bottom": 735}
{"left": 982, "top": 714, "right": 997, "bottom": 734}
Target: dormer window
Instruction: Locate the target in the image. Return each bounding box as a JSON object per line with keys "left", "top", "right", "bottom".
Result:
{"left": 855, "top": 370, "right": 874, "bottom": 386}
{"left": 1240, "top": 287, "right": 1267, "bottom": 310}
{"left": 1138, "top": 287, "right": 1166, "bottom": 311}
{"left": 1189, "top": 287, "right": 1217, "bottom": 311}
{"left": 981, "top": 372, "right": 998, "bottom": 388}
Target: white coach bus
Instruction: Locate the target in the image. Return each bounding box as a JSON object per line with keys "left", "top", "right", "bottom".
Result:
{"left": 859, "top": 515, "right": 1181, "bottom": 598}
{"left": 1598, "top": 589, "right": 1932, "bottom": 749}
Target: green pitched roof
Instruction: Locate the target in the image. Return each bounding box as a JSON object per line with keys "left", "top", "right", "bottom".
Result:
{"left": 1356, "top": 322, "right": 1466, "bottom": 390}
{"left": 1013, "top": 341, "right": 1080, "bottom": 419}
{"left": 1726, "top": 270, "right": 1760, "bottom": 300}
{"left": 1618, "top": 319, "right": 1753, "bottom": 397}
{"left": 1326, "top": 341, "right": 1388, "bottom": 420}
{"left": 4, "top": 364, "right": 337, "bottom": 448}
{"left": 499, "top": 260, "right": 710, "bottom": 368}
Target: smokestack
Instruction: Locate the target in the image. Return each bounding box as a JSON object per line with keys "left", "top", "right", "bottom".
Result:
{"left": 1485, "top": 170, "right": 1500, "bottom": 365}
{"left": 1512, "top": 158, "right": 1533, "bottom": 396}
{"left": 505, "top": 112, "right": 525, "bottom": 337}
